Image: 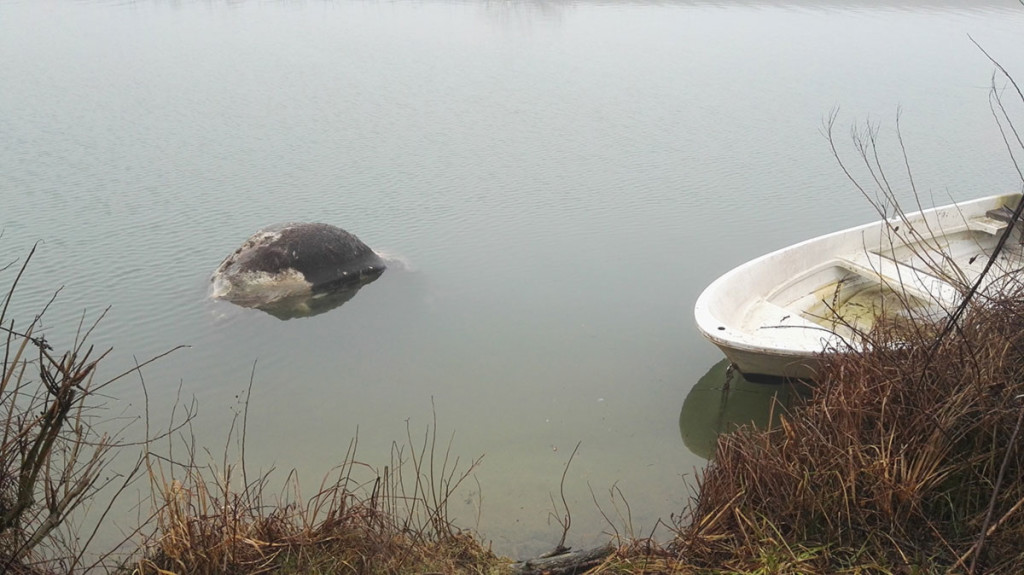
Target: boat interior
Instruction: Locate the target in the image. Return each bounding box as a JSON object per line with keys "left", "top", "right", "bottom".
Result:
{"left": 757, "top": 208, "right": 1024, "bottom": 340}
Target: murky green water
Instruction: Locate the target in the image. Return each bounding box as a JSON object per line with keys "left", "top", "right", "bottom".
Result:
{"left": 3, "top": 0, "right": 1024, "bottom": 557}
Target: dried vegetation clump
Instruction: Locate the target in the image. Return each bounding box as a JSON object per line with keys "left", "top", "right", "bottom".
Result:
{"left": 676, "top": 288, "right": 1024, "bottom": 572}
{"left": 133, "top": 423, "right": 503, "bottom": 575}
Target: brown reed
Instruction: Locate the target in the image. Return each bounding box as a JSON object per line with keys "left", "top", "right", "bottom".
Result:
{"left": 677, "top": 293, "right": 1024, "bottom": 572}
{"left": 133, "top": 407, "right": 501, "bottom": 575}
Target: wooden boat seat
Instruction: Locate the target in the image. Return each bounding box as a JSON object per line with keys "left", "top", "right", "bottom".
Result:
{"left": 742, "top": 298, "right": 852, "bottom": 352}
{"left": 969, "top": 214, "right": 1010, "bottom": 236}
{"left": 836, "top": 253, "right": 960, "bottom": 308}
{"left": 745, "top": 299, "right": 829, "bottom": 332}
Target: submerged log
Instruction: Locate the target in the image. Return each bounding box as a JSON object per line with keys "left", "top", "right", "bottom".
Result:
{"left": 511, "top": 543, "right": 616, "bottom": 575}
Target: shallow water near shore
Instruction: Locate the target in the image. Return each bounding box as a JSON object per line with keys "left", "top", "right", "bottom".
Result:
{"left": 3, "top": 0, "right": 1024, "bottom": 558}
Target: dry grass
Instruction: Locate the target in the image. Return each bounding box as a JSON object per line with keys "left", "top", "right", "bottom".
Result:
{"left": 674, "top": 268, "right": 1024, "bottom": 574}
{"left": 674, "top": 297, "right": 1024, "bottom": 571}
{"left": 131, "top": 404, "right": 506, "bottom": 575}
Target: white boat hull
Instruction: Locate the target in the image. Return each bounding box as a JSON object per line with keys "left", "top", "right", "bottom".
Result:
{"left": 694, "top": 193, "right": 1024, "bottom": 381}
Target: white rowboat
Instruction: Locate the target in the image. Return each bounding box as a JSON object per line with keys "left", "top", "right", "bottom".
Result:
{"left": 694, "top": 193, "right": 1024, "bottom": 382}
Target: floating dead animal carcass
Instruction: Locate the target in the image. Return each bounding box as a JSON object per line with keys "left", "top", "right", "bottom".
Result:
{"left": 211, "top": 222, "right": 386, "bottom": 319}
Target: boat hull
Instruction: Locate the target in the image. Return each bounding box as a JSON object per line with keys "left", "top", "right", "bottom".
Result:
{"left": 702, "top": 332, "right": 822, "bottom": 382}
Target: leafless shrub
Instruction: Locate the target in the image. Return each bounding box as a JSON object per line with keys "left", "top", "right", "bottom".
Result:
{"left": 0, "top": 245, "right": 180, "bottom": 573}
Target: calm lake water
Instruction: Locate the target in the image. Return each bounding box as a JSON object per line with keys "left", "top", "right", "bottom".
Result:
{"left": 4, "top": 0, "right": 1024, "bottom": 558}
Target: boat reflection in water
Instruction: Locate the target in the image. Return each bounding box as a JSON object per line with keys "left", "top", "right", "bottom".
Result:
{"left": 680, "top": 359, "right": 802, "bottom": 459}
